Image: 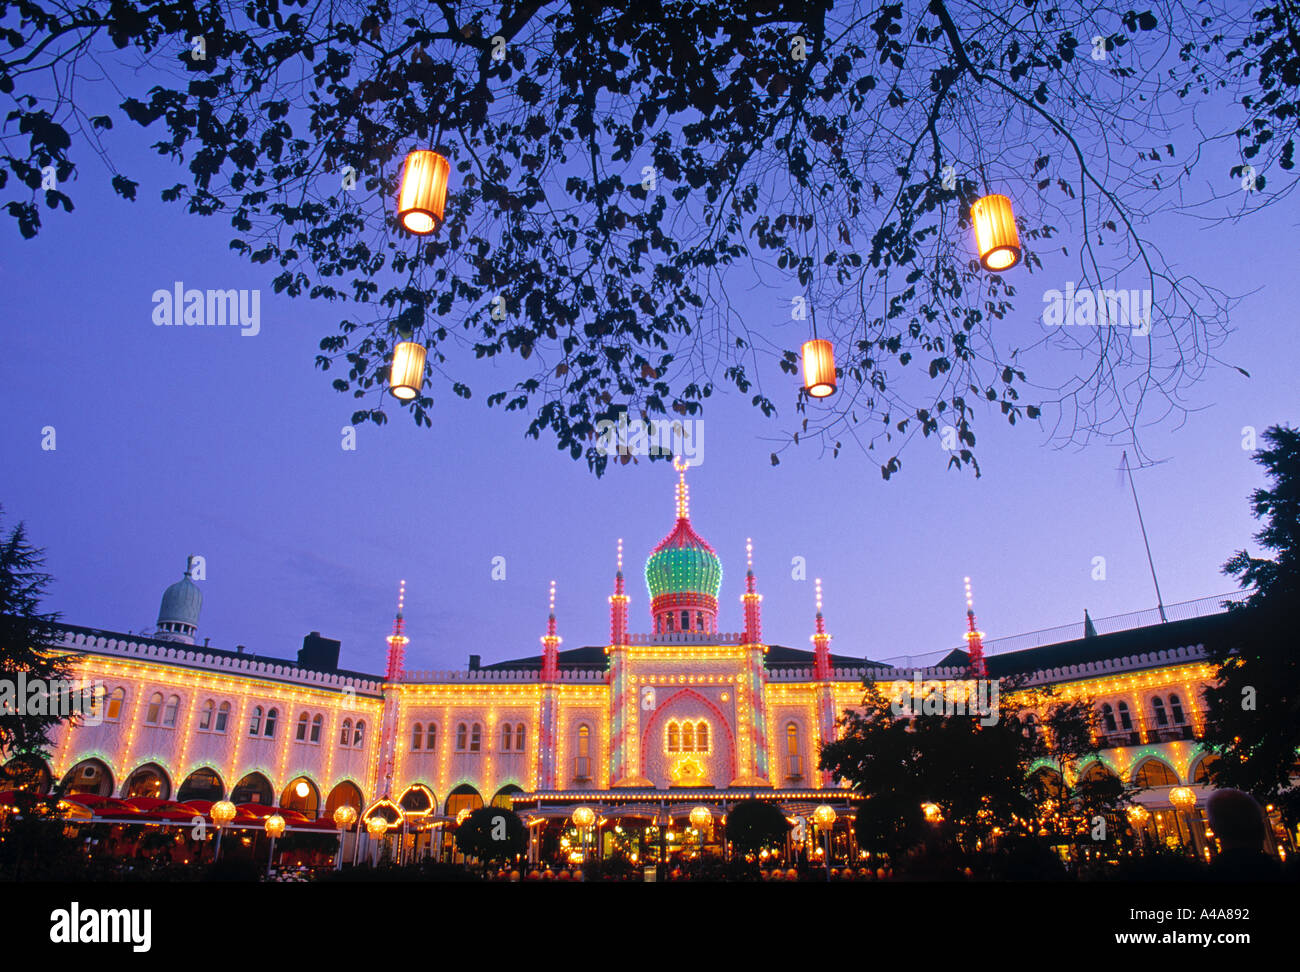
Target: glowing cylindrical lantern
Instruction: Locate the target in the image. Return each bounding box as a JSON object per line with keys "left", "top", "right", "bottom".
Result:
{"left": 397, "top": 150, "right": 450, "bottom": 235}
{"left": 1169, "top": 786, "right": 1197, "bottom": 810}
{"left": 211, "top": 800, "right": 237, "bottom": 827}
{"left": 264, "top": 813, "right": 287, "bottom": 839}
{"left": 388, "top": 340, "right": 427, "bottom": 400}
{"left": 801, "top": 339, "right": 836, "bottom": 398}
{"left": 970, "top": 194, "right": 1021, "bottom": 271}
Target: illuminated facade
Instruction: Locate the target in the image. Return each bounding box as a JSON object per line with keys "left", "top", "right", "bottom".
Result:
{"left": 9, "top": 463, "right": 1249, "bottom": 859}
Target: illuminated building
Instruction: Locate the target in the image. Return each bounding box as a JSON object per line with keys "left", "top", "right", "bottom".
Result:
{"left": 2, "top": 464, "right": 1266, "bottom": 864}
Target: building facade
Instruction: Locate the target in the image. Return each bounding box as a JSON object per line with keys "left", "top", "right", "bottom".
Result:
{"left": 3, "top": 463, "right": 1256, "bottom": 860}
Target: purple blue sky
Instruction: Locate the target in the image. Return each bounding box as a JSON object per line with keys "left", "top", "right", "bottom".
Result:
{"left": 2, "top": 100, "right": 1297, "bottom": 678}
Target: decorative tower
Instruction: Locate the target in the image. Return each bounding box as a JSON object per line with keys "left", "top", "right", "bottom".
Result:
{"left": 609, "top": 539, "right": 628, "bottom": 647}
{"left": 155, "top": 555, "right": 203, "bottom": 644}
{"left": 733, "top": 538, "right": 772, "bottom": 788}
{"left": 644, "top": 457, "right": 722, "bottom": 635}
{"left": 377, "top": 580, "right": 408, "bottom": 801}
{"left": 963, "top": 576, "right": 988, "bottom": 678}
{"left": 811, "top": 578, "right": 837, "bottom": 788}
{"left": 384, "top": 579, "right": 409, "bottom": 681}
{"left": 538, "top": 582, "right": 561, "bottom": 790}
{"left": 741, "top": 538, "right": 763, "bottom": 644}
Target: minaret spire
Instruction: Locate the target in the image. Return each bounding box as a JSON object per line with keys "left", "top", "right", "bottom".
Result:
{"left": 811, "top": 577, "right": 832, "bottom": 680}
{"left": 541, "top": 580, "right": 561, "bottom": 681}
{"left": 963, "top": 576, "right": 988, "bottom": 678}
{"left": 673, "top": 455, "right": 690, "bottom": 521}
{"left": 384, "top": 579, "right": 409, "bottom": 681}
{"left": 609, "top": 539, "right": 629, "bottom": 646}
{"left": 742, "top": 538, "right": 763, "bottom": 644}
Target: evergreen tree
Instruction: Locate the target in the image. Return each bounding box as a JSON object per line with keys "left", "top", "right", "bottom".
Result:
{"left": 1202, "top": 425, "right": 1300, "bottom": 825}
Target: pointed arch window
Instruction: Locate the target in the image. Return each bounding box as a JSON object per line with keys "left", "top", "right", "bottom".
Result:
{"left": 249, "top": 705, "right": 264, "bottom": 736}
{"left": 456, "top": 723, "right": 468, "bottom": 752}
{"left": 341, "top": 719, "right": 354, "bottom": 747}
{"left": 263, "top": 707, "right": 278, "bottom": 738}
{"left": 411, "top": 722, "right": 423, "bottom": 750}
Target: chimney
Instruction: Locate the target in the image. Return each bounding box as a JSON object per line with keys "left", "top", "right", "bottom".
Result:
{"left": 235, "top": 644, "right": 243, "bottom": 654}
{"left": 468, "top": 653, "right": 481, "bottom": 671}
{"left": 299, "top": 631, "right": 342, "bottom": 671}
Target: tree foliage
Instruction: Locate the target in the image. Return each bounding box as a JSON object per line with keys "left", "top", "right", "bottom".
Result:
{"left": 725, "top": 798, "right": 791, "bottom": 853}
{"left": 1203, "top": 424, "right": 1300, "bottom": 824}
{"left": 454, "top": 805, "right": 527, "bottom": 863}
{"left": 2, "top": 2, "right": 1290, "bottom": 474}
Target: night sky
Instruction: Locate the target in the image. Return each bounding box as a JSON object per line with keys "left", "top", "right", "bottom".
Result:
{"left": 3, "top": 98, "right": 1297, "bottom": 679}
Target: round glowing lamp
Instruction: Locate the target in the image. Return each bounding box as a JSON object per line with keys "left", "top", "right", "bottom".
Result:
{"left": 572, "top": 806, "right": 596, "bottom": 828}
{"left": 813, "top": 805, "right": 837, "bottom": 828}
{"left": 801, "top": 339, "right": 837, "bottom": 398}
{"left": 365, "top": 816, "right": 389, "bottom": 839}
{"left": 294, "top": 780, "right": 309, "bottom": 799}
{"left": 1126, "top": 804, "right": 1151, "bottom": 826}
{"left": 689, "top": 806, "right": 711, "bottom": 831}
{"left": 970, "top": 193, "right": 1021, "bottom": 271}
{"left": 388, "top": 341, "right": 428, "bottom": 400}
{"left": 333, "top": 805, "right": 358, "bottom": 829}
{"left": 264, "top": 813, "right": 287, "bottom": 839}
{"left": 397, "top": 149, "right": 450, "bottom": 235}
{"left": 1169, "top": 787, "right": 1197, "bottom": 810}
{"left": 921, "top": 802, "right": 942, "bottom": 823}
{"left": 211, "top": 800, "right": 237, "bottom": 827}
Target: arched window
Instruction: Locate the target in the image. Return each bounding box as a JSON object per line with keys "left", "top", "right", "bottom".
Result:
{"left": 1117, "top": 701, "right": 1133, "bottom": 730}
{"left": 667, "top": 722, "right": 680, "bottom": 753}
{"left": 574, "top": 724, "right": 591, "bottom": 780}
{"left": 146, "top": 692, "right": 164, "bottom": 726}
{"left": 681, "top": 610, "right": 691, "bottom": 631}
{"left": 310, "top": 713, "right": 323, "bottom": 744}
{"left": 163, "top": 695, "right": 180, "bottom": 727}
{"left": 249, "top": 705, "right": 263, "bottom": 736}
{"left": 105, "top": 687, "right": 126, "bottom": 722}
{"left": 411, "top": 722, "right": 422, "bottom": 750}
{"left": 198, "top": 698, "right": 215, "bottom": 731}
{"left": 681, "top": 721, "right": 695, "bottom": 752}
{"left": 1100, "top": 703, "right": 1117, "bottom": 733}
{"left": 1135, "top": 759, "right": 1179, "bottom": 788}
{"left": 353, "top": 720, "right": 365, "bottom": 747}
{"left": 515, "top": 723, "right": 525, "bottom": 750}
{"left": 215, "top": 701, "right": 231, "bottom": 733}
{"left": 426, "top": 724, "right": 437, "bottom": 752}
{"left": 696, "top": 720, "right": 709, "bottom": 752}
{"left": 501, "top": 723, "right": 513, "bottom": 752}
{"left": 1169, "top": 694, "right": 1186, "bottom": 725}
{"left": 786, "top": 722, "right": 801, "bottom": 779}
{"left": 456, "top": 723, "right": 468, "bottom": 752}
{"left": 469, "top": 723, "right": 482, "bottom": 752}
{"left": 263, "top": 707, "right": 278, "bottom": 737}
{"left": 1152, "top": 696, "right": 1168, "bottom": 726}
{"left": 296, "top": 712, "right": 309, "bottom": 741}
{"left": 1193, "top": 754, "right": 1220, "bottom": 785}
{"left": 341, "top": 719, "right": 353, "bottom": 747}
{"left": 1022, "top": 713, "right": 1039, "bottom": 739}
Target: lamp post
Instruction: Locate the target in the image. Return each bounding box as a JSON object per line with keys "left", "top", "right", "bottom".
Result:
{"left": 689, "top": 806, "right": 711, "bottom": 863}
{"left": 264, "top": 813, "right": 286, "bottom": 877}
{"left": 813, "top": 805, "right": 837, "bottom": 882}
{"left": 572, "top": 806, "right": 595, "bottom": 870}
{"left": 1169, "top": 787, "right": 1198, "bottom": 856}
{"left": 210, "top": 799, "right": 236, "bottom": 861}
{"left": 333, "top": 805, "right": 357, "bottom": 870}
{"left": 366, "top": 815, "right": 389, "bottom": 866}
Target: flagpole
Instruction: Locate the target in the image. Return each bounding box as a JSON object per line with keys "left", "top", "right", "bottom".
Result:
{"left": 1121, "top": 450, "right": 1167, "bottom": 622}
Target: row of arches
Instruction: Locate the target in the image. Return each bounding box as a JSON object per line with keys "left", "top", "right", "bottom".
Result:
{"left": 3, "top": 755, "right": 526, "bottom": 819}
{"left": 1030, "top": 753, "right": 1220, "bottom": 793}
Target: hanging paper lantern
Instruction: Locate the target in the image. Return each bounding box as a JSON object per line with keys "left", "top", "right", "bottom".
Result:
{"left": 388, "top": 341, "right": 427, "bottom": 400}
{"left": 801, "top": 339, "right": 837, "bottom": 398}
{"left": 397, "top": 149, "right": 450, "bottom": 235}
{"left": 970, "top": 194, "right": 1021, "bottom": 271}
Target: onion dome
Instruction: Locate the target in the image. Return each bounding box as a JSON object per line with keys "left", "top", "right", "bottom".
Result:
{"left": 156, "top": 555, "right": 203, "bottom": 644}
{"left": 645, "top": 459, "right": 721, "bottom": 634}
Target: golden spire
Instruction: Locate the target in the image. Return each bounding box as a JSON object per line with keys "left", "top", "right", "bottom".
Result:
{"left": 673, "top": 456, "right": 690, "bottom": 520}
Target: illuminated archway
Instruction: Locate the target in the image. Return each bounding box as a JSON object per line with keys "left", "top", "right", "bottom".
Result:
{"left": 281, "top": 776, "right": 321, "bottom": 816}
{"left": 445, "top": 783, "right": 483, "bottom": 820}
{"left": 326, "top": 780, "right": 364, "bottom": 818}
{"left": 2, "top": 754, "right": 52, "bottom": 793}
{"left": 230, "top": 772, "right": 274, "bottom": 806}
{"left": 177, "top": 767, "right": 225, "bottom": 802}
{"left": 123, "top": 762, "right": 171, "bottom": 800}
